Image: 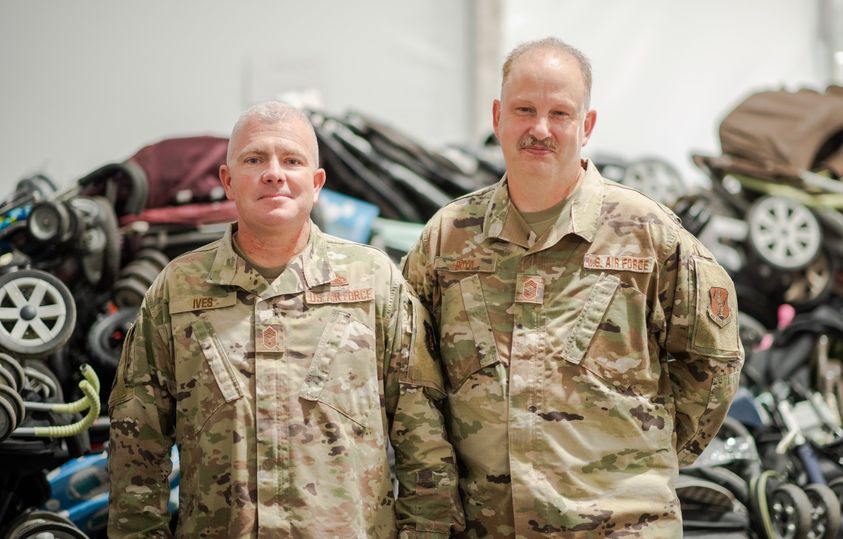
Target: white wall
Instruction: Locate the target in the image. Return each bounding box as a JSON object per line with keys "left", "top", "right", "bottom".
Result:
{"left": 0, "top": 1, "right": 833, "bottom": 199}
{"left": 499, "top": 0, "right": 828, "bottom": 186}
{"left": 0, "top": 0, "right": 472, "bottom": 192}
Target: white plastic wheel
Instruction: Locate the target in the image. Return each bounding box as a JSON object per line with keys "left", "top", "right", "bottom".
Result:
{"left": 621, "top": 157, "right": 686, "bottom": 206}
{"left": 0, "top": 270, "right": 76, "bottom": 357}
{"left": 747, "top": 196, "right": 822, "bottom": 271}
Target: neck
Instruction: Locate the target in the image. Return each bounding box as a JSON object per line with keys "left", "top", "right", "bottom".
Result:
{"left": 507, "top": 164, "right": 584, "bottom": 212}
{"left": 235, "top": 221, "right": 311, "bottom": 267}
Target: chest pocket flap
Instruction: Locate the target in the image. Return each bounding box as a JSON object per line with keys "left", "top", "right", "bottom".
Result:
{"left": 562, "top": 273, "right": 620, "bottom": 365}
{"left": 191, "top": 318, "right": 243, "bottom": 402}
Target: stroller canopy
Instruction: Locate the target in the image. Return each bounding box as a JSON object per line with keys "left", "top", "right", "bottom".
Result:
{"left": 719, "top": 86, "right": 843, "bottom": 178}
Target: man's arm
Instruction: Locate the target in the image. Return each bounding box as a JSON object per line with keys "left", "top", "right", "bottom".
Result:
{"left": 661, "top": 231, "right": 745, "bottom": 466}
{"left": 108, "top": 289, "right": 176, "bottom": 538}
{"left": 401, "top": 225, "right": 436, "bottom": 312}
{"left": 383, "top": 274, "right": 464, "bottom": 538}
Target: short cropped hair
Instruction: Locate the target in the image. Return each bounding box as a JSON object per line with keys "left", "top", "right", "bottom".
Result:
{"left": 227, "top": 101, "right": 318, "bottom": 164}
{"left": 501, "top": 37, "right": 592, "bottom": 109}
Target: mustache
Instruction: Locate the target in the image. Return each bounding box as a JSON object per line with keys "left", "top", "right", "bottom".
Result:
{"left": 518, "top": 135, "right": 558, "bottom": 151}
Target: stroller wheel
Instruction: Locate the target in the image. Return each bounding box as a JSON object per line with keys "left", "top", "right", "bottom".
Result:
{"left": 133, "top": 248, "right": 170, "bottom": 271}
{"left": 14, "top": 174, "right": 56, "bottom": 202}
{"left": 0, "top": 353, "right": 26, "bottom": 391}
{"left": 770, "top": 482, "right": 813, "bottom": 539}
{"left": 783, "top": 250, "right": 836, "bottom": 310}
{"left": 87, "top": 308, "right": 138, "bottom": 372}
{"left": 747, "top": 196, "right": 822, "bottom": 271}
{"left": 0, "top": 385, "right": 23, "bottom": 441}
{"left": 804, "top": 483, "right": 841, "bottom": 539}
{"left": 621, "top": 157, "right": 686, "bottom": 206}
{"left": 0, "top": 269, "right": 76, "bottom": 358}
{"left": 26, "top": 201, "right": 74, "bottom": 243}
{"left": 112, "top": 276, "right": 150, "bottom": 308}
{"left": 119, "top": 259, "right": 162, "bottom": 287}
{"left": 3, "top": 510, "right": 87, "bottom": 539}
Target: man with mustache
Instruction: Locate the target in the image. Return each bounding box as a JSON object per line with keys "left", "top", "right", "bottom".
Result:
{"left": 402, "top": 38, "right": 744, "bottom": 537}
{"left": 108, "top": 101, "right": 464, "bottom": 538}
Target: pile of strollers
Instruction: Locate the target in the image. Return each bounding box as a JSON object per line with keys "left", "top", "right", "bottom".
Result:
{"left": 675, "top": 86, "right": 843, "bottom": 538}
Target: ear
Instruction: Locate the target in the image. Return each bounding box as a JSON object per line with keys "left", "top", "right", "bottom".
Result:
{"left": 581, "top": 109, "right": 597, "bottom": 147}
{"left": 219, "top": 164, "right": 234, "bottom": 200}
{"left": 492, "top": 99, "right": 502, "bottom": 140}
{"left": 311, "top": 168, "right": 327, "bottom": 204}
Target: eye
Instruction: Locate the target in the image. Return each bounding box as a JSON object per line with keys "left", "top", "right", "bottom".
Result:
{"left": 285, "top": 157, "right": 305, "bottom": 166}
{"left": 515, "top": 106, "right": 534, "bottom": 114}
{"left": 244, "top": 156, "right": 262, "bottom": 165}
{"left": 551, "top": 110, "right": 570, "bottom": 118}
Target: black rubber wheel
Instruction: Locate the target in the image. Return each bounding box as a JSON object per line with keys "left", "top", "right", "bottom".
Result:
{"left": 87, "top": 308, "right": 138, "bottom": 372}
{"left": 112, "top": 277, "right": 150, "bottom": 308}
{"left": 0, "top": 269, "right": 77, "bottom": 358}
{"left": 0, "top": 352, "right": 26, "bottom": 392}
{"left": 3, "top": 510, "right": 88, "bottom": 539}
{"left": 132, "top": 248, "right": 169, "bottom": 271}
{"left": 0, "top": 392, "right": 18, "bottom": 441}
{"left": 0, "top": 364, "right": 18, "bottom": 391}
{"left": 693, "top": 466, "right": 750, "bottom": 508}
{"left": 92, "top": 196, "right": 121, "bottom": 289}
{"left": 119, "top": 259, "right": 162, "bottom": 287}
{"left": 23, "top": 358, "right": 61, "bottom": 401}
{"left": 783, "top": 250, "right": 837, "bottom": 312}
{"left": 804, "top": 483, "right": 841, "bottom": 539}
{"left": 0, "top": 384, "right": 25, "bottom": 430}
{"left": 771, "top": 482, "right": 814, "bottom": 539}
{"left": 827, "top": 475, "right": 843, "bottom": 498}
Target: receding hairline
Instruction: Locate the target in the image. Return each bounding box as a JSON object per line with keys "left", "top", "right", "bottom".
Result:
{"left": 501, "top": 37, "right": 592, "bottom": 109}
{"left": 226, "top": 100, "right": 319, "bottom": 165}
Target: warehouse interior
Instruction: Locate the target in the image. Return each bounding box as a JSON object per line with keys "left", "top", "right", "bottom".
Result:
{"left": 1, "top": 0, "right": 843, "bottom": 536}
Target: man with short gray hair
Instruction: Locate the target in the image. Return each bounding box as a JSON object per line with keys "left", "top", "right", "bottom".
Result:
{"left": 108, "top": 100, "right": 465, "bottom": 538}
{"left": 403, "top": 38, "right": 743, "bottom": 537}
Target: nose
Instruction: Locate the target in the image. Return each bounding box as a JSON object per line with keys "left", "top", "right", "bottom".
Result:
{"left": 529, "top": 116, "right": 551, "bottom": 139}
{"left": 261, "top": 157, "right": 285, "bottom": 183}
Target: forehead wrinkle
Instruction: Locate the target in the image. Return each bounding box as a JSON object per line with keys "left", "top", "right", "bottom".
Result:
{"left": 501, "top": 48, "right": 588, "bottom": 108}
{"left": 227, "top": 116, "right": 318, "bottom": 166}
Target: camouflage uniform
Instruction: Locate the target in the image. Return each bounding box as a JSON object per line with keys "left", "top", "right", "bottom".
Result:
{"left": 108, "top": 223, "right": 464, "bottom": 538}
{"left": 402, "top": 160, "right": 744, "bottom": 538}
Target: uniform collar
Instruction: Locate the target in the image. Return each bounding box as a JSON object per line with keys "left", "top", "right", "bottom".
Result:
{"left": 207, "top": 222, "right": 335, "bottom": 297}
{"left": 483, "top": 159, "right": 603, "bottom": 250}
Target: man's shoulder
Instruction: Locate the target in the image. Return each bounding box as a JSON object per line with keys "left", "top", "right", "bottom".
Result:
{"left": 421, "top": 183, "right": 496, "bottom": 236}
{"left": 318, "top": 233, "right": 399, "bottom": 280}
{"left": 600, "top": 179, "right": 683, "bottom": 230}
{"left": 163, "top": 239, "right": 222, "bottom": 276}
{"left": 441, "top": 183, "right": 497, "bottom": 217}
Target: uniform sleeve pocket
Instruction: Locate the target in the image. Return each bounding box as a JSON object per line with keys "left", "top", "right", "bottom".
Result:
{"left": 399, "top": 294, "right": 446, "bottom": 399}
{"left": 691, "top": 256, "right": 741, "bottom": 357}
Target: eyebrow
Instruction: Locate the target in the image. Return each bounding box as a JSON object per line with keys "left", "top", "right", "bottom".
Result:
{"left": 238, "top": 147, "right": 310, "bottom": 163}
